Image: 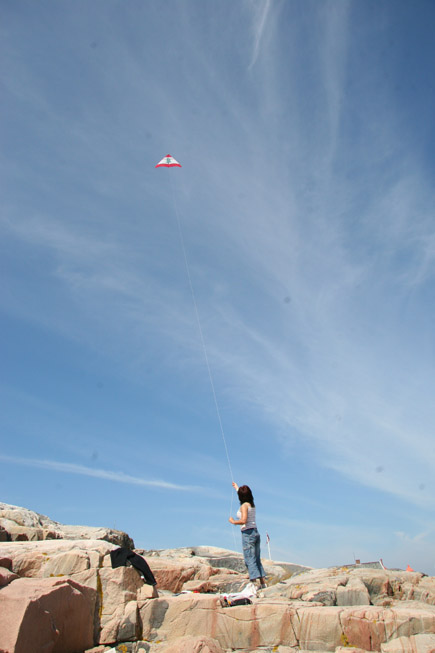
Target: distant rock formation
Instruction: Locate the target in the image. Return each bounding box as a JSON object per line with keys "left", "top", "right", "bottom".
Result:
{"left": 0, "top": 502, "right": 134, "bottom": 548}
{"left": 1, "top": 505, "right": 435, "bottom": 652}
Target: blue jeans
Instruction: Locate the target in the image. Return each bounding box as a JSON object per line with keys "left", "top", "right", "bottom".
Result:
{"left": 241, "top": 528, "right": 265, "bottom": 580}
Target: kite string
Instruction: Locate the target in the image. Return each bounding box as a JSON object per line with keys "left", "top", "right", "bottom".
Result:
{"left": 169, "top": 174, "right": 238, "bottom": 551}
{"left": 170, "top": 176, "right": 234, "bottom": 483}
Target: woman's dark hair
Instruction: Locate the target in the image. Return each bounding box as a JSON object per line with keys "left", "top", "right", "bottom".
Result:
{"left": 237, "top": 485, "right": 255, "bottom": 507}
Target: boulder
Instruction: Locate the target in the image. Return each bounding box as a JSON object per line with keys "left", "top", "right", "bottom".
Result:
{"left": 0, "top": 576, "right": 96, "bottom": 653}
{"left": 181, "top": 569, "right": 243, "bottom": 594}
{"left": 98, "top": 566, "right": 143, "bottom": 644}
{"left": 0, "top": 556, "right": 12, "bottom": 570}
{"left": 0, "top": 539, "right": 157, "bottom": 646}
{"left": 146, "top": 557, "right": 212, "bottom": 593}
{"left": 0, "top": 502, "right": 134, "bottom": 548}
{"left": 336, "top": 577, "right": 371, "bottom": 606}
{"left": 138, "top": 583, "right": 159, "bottom": 600}
{"left": 146, "top": 556, "right": 243, "bottom": 594}
{"left": 263, "top": 567, "right": 349, "bottom": 604}
{"left": 0, "top": 537, "right": 114, "bottom": 579}
{"left": 0, "top": 565, "right": 19, "bottom": 587}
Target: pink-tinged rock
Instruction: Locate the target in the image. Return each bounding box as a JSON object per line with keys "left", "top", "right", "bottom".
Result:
{"left": 263, "top": 569, "right": 349, "bottom": 604}
{"left": 297, "top": 606, "right": 343, "bottom": 650}
{"left": 146, "top": 555, "right": 244, "bottom": 594}
{"left": 411, "top": 577, "right": 435, "bottom": 606}
{"left": 384, "top": 605, "right": 435, "bottom": 641}
{"left": 340, "top": 605, "right": 435, "bottom": 651}
{"left": 183, "top": 570, "right": 242, "bottom": 594}
{"left": 0, "top": 502, "right": 134, "bottom": 548}
{"left": 140, "top": 595, "right": 300, "bottom": 651}
{"left": 0, "top": 557, "right": 12, "bottom": 570}
{"left": 137, "top": 583, "right": 159, "bottom": 600}
{"left": 148, "top": 558, "right": 213, "bottom": 593}
{"left": 0, "top": 526, "right": 9, "bottom": 542}
{"left": 0, "top": 542, "right": 151, "bottom": 647}
{"left": 381, "top": 633, "right": 435, "bottom": 652}
{"left": 0, "top": 538, "right": 114, "bottom": 579}
{"left": 336, "top": 578, "right": 371, "bottom": 606}
{"left": 340, "top": 606, "right": 395, "bottom": 650}
{"left": 302, "top": 585, "right": 338, "bottom": 605}
{"left": 99, "top": 599, "right": 139, "bottom": 644}
{"left": 139, "top": 596, "right": 435, "bottom": 652}
{"left": 335, "top": 648, "right": 370, "bottom": 653}
{"left": 98, "top": 566, "right": 143, "bottom": 644}
{"left": 0, "top": 565, "right": 19, "bottom": 587}
{"left": 0, "top": 576, "right": 96, "bottom": 653}
{"left": 163, "top": 635, "right": 225, "bottom": 652}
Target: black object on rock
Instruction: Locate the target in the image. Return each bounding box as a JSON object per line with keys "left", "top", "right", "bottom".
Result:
{"left": 110, "top": 547, "right": 157, "bottom": 586}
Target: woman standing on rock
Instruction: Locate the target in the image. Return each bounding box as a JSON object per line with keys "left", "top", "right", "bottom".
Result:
{"left": 229, "top": 482, "right": 266, "bottom": 589}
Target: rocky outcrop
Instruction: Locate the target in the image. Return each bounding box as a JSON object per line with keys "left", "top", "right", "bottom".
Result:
{"left": 0, "top": 502, "right": 134, "bottom": 548}
{"left": 141, "top": 545, "right": 309, "bottom": 586}
{"left": 0, "top": 538, "right": 146, "bottom": 648}
{"left": 1, "top": 515, "right": 434, "bottom": 652}
{"left": 137, "top": 595, "right": 435, "bottom": 652}
{"left": 262, "top": 566, "right": 435, "bottom": 608}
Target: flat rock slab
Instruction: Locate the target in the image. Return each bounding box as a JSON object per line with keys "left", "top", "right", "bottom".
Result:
{"left": 138, "top": 594, "right": 435, "bottom": 652}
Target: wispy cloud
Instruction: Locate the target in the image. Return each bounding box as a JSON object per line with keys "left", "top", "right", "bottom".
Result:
{"left": 2, "top": 1, "right": 435, "bottom": 531}
{"left": 248, "top": 0, "right": 272, "bottom": 69}
{"left": 0, "top": 455, "right": 200, "bottom": 491}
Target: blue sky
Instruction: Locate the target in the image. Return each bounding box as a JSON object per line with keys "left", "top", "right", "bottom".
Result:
{"left": 1, "top": 0, "right": 435, "bottom": 574}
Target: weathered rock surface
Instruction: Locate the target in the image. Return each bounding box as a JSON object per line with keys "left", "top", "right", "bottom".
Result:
{"left": 0, "top": 538, "right": 147, "bottom": 646}
{"left": 0, "top": 502, "right": 134, "bottom": 548}
{"left": 262, "top": 566, "right": 435, "bottom": 608}
{"left": 381, "top": 633, "right": 435, "bottom": 652}
{"left": 137, "top": 594, "right": 435, "bottom": 652}
{"left": 142, "top": 545, "right": 310, "bottom": 582}
{"left": 0, "top": 566, "right": 18, "bottom": 587}
{"left": 145, "top": 555, "right": 242, "bottom": 594}
{"left": 0, "top": 576, "right": 96, "bottom": 653}
{"left": 1, "top": 511, "right": 435, "bottom": 653}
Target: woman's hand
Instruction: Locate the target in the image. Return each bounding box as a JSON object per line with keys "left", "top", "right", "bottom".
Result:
{"left": 228, "top": 516, "right": 235, "bottom": 524}
{"left": 232, "top": 481, "right": 239, "bottom": 491}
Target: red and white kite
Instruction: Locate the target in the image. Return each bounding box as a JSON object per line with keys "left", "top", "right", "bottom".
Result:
{"left": 155, "top": 154, "right": 182, "bottom": 168}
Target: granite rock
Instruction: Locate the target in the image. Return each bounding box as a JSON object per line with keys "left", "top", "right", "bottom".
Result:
{"left": 0, "top": 576, "right": 96, "bottom": 653}
{"left": 2, "top": 510, "right": 435, "bottom": 653}
{"left": 0, "top": 502, "right": 134, "bottom": 548}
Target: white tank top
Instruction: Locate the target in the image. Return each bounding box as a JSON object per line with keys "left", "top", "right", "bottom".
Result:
{"left": 237, "top": 505, "right": 256, "bottom": 531}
